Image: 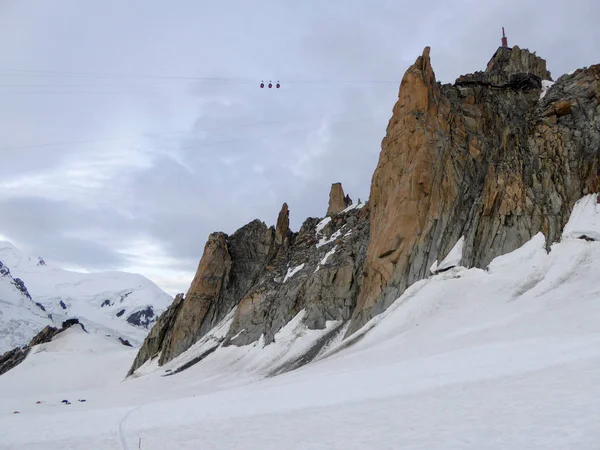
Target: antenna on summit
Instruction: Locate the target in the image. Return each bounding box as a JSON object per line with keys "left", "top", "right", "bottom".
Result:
{"left": 501, "top": 27, "right": 508, "bottom": 47}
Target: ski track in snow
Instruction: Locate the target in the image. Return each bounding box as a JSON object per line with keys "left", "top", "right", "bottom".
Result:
{"left": 119, "top": 405, "right": 143, "bottom": 450}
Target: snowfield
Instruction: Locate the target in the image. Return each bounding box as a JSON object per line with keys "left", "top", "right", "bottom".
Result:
{"left": 0, "top": 264, "right": 52, "bottom": 352}
{"left": 0, "top": 241, "right": 173, "bottom": 351}
{"left": 1, "top": 195, "right": 600, "bottom": 449}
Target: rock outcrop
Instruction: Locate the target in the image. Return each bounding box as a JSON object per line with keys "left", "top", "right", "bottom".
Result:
{"left": 349, "top": 47, "right": 599, "bottom": 333}
{"left": 127, "top": 294, "right": 185, "bottom": 375}
{"left": 126, "top": 306, "right": 155, "bottom": 328}
{"left": 275, "top": 202, "right": 290, "bottom": 246}
{"left": 130, "top": 44, "right": 599, "bottom": 376}
{"left": 327, "top": 182, "right": 351, "bottom": 216}
{"left": 456, "top": 45, "right": 551, "bottom": 88}
{"left": 0, "top": 320, "right": 83, "bottom": 376}
{"left": 225, "top": 204, "right": 369, "bottom": 347}
{"left": 0, "top": 260, "right": 35, "bottom": 303}
{"left": 129, "top": 199, "right": 369, "bottom": 375}
{"left": 485, "top": 46, "right": 551, "bottom": 82}
{"left": 0, "top": 347, "right": 28, "bottom": 376}
{"left": 131, "top": 215, "right": 293, "bottom": 371}
{"left": 158, "top": 232, "right": 235, "bottom": 363}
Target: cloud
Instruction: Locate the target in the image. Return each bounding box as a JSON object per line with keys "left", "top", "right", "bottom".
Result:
{"left": 0, "top": 197, "right": 130, "bottom": 268}
{"left": 0, "top": 0, "right": 598, "bottom": 295}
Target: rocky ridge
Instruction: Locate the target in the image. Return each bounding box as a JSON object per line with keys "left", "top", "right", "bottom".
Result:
{"left": 350, "top": 46, "right": 599, "bottom": 332}
{"left": 129, "top": 44, "right": 599, "bottom": 376}
{"left": 128, "top": 197, "right": 369, "bottom": 375}
{"left": 0, "top": 319, "right": 85, "bottom": 375}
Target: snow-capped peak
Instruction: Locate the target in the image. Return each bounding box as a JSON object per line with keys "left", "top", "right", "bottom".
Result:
{"left": 0, "top": 241, "right": 173, "bottom": 352}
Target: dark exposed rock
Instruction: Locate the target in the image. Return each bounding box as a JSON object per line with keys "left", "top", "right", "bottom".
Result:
{"left": 579, "top": 235, "right": 596, "bottom": 242}
{"left": 0, "top": 347, "right": 29, "bottom": 376}
{"left": 61, "top": 318, "right": 87, "bottom": 333}
{"left": 62, "top": 318, "right": 80, "bottom": 328}
{"left": 101, "top": 300, "right": 111, "bottom": 307}
{"left": 344, "top": 194, "right": 352, "bottom": 208}
{"left": 118, "top": 337, "right": 133, "bottom": 347}
{"left": 508, "top": 73, "right": 542, "bottom": 90}
{"left": 12, "top": 278, "right": 31, "bottom": 300}
{"left": 0, "top": 261, "right": 10, "bottom": 277}
{"left": 226, "top": 205, "right": 369, "bottom": 347}
{"left": 29, "top": 326, "right": 61, "bottom": 347}
{"left": 126, "top": 306, "right": 155, "bottom": 327}
{"left": 127, "top": 294, "right": 185, "bottom": 376}
{"left": 59, "top": 300, "right": 67, "bottom": 310}
{"left": 35, "top": 302, "right": 46, "bottom": 312}
{"left": 164, "top": 344, "right": 221, "bottom": 376}
{"left": 116, "top": 309, "right": 125, "bottom": 317}
{"left": 37, "top": 257, "right": 46, "bottom": 266}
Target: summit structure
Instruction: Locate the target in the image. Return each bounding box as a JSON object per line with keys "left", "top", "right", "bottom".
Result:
{"left": 457, "top": 43, "right": 552, "bottom": 88}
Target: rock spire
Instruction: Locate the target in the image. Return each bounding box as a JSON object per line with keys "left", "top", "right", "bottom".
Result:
{"left": 327, "top": 182, "right": 351, "bottom": 216}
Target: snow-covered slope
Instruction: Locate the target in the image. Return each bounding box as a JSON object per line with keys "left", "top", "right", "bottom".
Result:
{"left": 563, "top": 193, "right": 600, "bottom": 240}
{"left": 0, "top": 241, "right": 172, "bottom": 352}
{"left": 0, "top": 260, "right": 52, "bottom": 353}
{"left": 0, "top": 195, "right": 599, "bottom": 449}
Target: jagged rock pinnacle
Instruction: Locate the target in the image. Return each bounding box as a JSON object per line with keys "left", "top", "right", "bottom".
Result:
{"left": 327, "top": 182, "right": 348, "bottom": 216}
{"left": 275, "top": 202, "right": 290, "bottom": 245}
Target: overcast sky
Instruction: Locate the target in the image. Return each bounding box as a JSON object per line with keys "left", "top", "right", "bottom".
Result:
{"left": 0, "top": 0, "right": 598, "bottom": 296}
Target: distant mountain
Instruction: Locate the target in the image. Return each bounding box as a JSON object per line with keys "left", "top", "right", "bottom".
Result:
{"left": 0, "top": 241, "right": 172, "bottom": 353}
{"left": 0, "top": 258, "right": 52, "bottom": 353}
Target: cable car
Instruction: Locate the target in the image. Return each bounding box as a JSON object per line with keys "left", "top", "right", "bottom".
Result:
{"left": 276, "top": 81, "right": 280, "bottom": 88}
{"left": 268, "top": 81, "right": 272, "bottom": 88}
{"left": 260, "top": 80, "right": 264, "bottom": 88}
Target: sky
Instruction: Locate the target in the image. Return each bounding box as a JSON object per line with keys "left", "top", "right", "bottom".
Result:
{"left": 0, "top": 0, "right": 598, "bottom": 296}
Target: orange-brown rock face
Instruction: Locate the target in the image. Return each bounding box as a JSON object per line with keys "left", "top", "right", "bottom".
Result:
{"left": 350, "top": 47, "right": 461, "bottom": 329}
{"left": 275, "top": 202, "right": 290, "bottom": 245}
{"left": 349, "top": 47, "right": 600, "bottom": 333}
{"left": 159, "top": 232, "right": 232, "bottom": 363}
{"left": 148, "top": 219, "right": 278, "bottom": 366}
{"left": 327, "top": 182, "right": 348, "bottom": 216}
